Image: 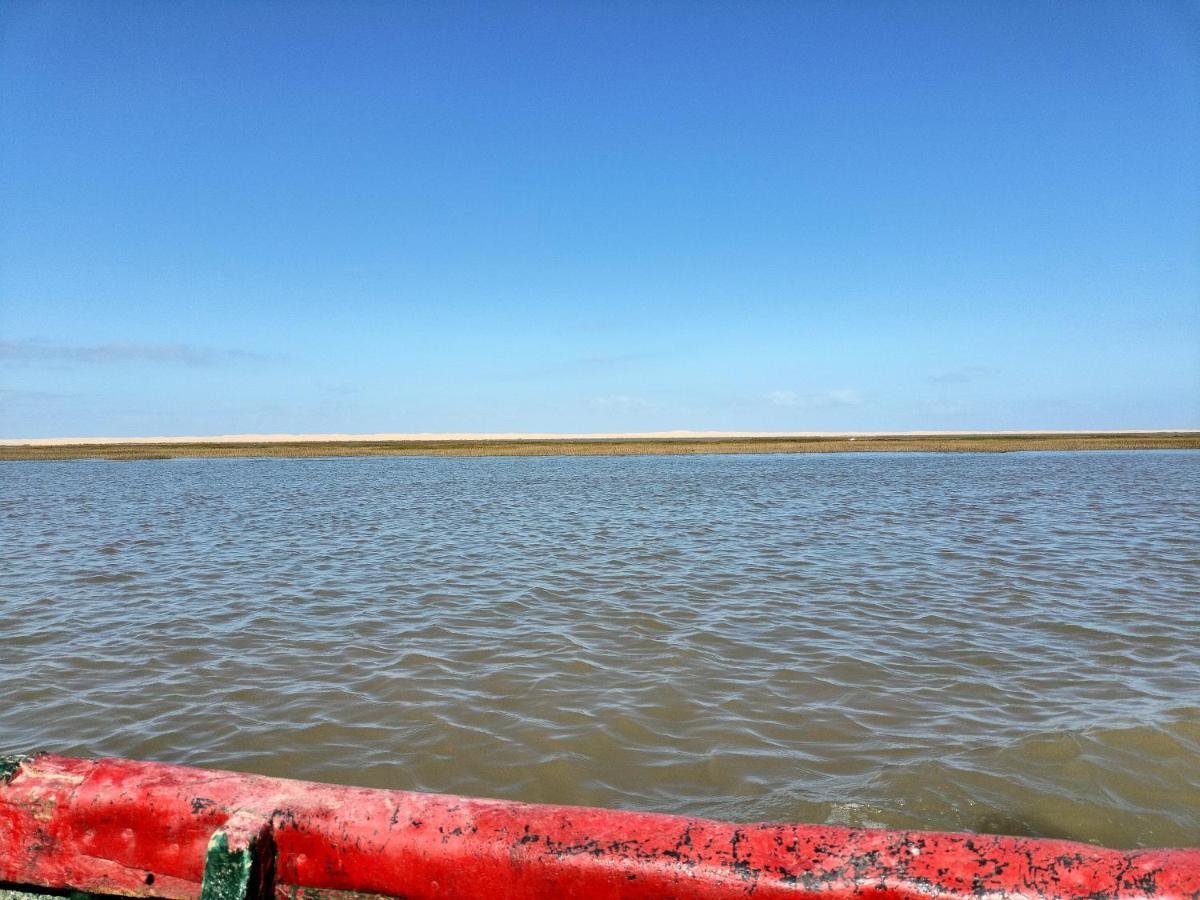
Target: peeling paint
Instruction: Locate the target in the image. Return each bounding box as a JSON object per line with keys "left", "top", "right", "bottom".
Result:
{"left": 1, "top": 755, "right": 1198, "bottom": 900}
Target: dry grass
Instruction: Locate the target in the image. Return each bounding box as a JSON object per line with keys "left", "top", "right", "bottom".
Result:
{"left": 2, "top": 433, "right": 1198, "bottom": 461}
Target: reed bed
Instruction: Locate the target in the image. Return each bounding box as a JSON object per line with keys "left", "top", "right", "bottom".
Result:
{"left": 2, "top": 433, "right": 1198, "bottom": 461}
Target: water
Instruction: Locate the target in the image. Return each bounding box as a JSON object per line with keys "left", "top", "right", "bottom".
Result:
{"left": 1, "top": 451, "right": 1197, "bottom": 849}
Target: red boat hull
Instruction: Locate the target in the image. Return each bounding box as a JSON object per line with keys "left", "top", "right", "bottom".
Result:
{"left": 1, "top": 753, "right": 1197, "bottom": 899}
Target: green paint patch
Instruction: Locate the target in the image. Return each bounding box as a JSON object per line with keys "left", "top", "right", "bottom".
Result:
{"left": 0, "top": 888, "right": 107, "bottom": 900}
{"left": 199, "top": 825, "right": 275, "bottom": 900}
{"left": 0, "top": 754, "right": 32, "bottom": 784}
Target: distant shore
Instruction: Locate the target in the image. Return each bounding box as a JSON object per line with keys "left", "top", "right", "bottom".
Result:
{"left": 1, "top": 431, "right": 1197, "bottom": 460}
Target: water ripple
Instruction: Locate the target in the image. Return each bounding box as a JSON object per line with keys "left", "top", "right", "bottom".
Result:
{"left": 1, "top": 451, "right": 1197, "bottom": 848}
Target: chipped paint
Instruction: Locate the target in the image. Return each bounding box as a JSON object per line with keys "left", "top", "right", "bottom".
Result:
{"left": 0, "top": 754, "right": 1197, "bottom": 899}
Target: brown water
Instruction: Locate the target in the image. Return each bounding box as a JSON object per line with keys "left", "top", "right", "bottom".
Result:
{"left": 2, "top": 452, "right": 1197, "bottom": 849}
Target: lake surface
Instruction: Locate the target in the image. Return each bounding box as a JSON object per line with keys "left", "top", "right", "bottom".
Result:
{"left": 2, "top": 452, "right": 1197, "bottom": 849}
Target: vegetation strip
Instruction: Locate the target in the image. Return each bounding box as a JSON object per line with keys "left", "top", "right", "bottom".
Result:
{"left": 2, "top": 433, "right": 1198, "bottom": 460}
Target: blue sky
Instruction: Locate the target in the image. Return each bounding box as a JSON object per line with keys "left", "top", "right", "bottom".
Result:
{"left": 2, "top": 0, "right": 1197, "bottom": 437}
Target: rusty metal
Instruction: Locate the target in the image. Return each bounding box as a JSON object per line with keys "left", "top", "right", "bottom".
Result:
{"left": 1, "top": 753, "right": 1198, "bottom": 899}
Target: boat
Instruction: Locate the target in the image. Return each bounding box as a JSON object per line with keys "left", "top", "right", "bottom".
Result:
{"left": 2, "top": 753, "right": 1197, "bottom": 899}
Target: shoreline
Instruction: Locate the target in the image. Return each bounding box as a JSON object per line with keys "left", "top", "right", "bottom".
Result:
{"left": 0, "top": 428, "right": 1194, "bottom": 446}
{"left": 2, "top": 431, "right": 1198, "bottom": 460}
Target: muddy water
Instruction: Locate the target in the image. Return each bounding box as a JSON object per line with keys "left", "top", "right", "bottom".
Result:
{"left": 2, "top": 452, "right": 1197, "bottom": 848}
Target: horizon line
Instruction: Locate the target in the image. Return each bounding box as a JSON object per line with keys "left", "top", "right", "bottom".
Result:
{"left": 3, "top": 429, "right": 1198, "bottom": 447}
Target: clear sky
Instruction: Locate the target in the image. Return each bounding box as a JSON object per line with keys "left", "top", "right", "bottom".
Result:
{"left": 2, "top": 0, "right": 1197, "bottom": 437}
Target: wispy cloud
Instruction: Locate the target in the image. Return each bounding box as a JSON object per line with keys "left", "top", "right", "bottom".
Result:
{"left": 928, "top": 365, "right": 995, "bottom": 385}
{"left": 0, "top": 388, "right": 75, "bottom": 404}
{"left": 591, "top": 394, "right": 649, "bottom": 412}
{"left": 920, "top": 399, "right": 971, "bottom": 416}
{"left": 768, "top": 388, "right": 865, "bottom": 409}
{"left": 577, "top": 352, "right": 647, "bottom": 367}
{"left": 0, "top": 339, "right": 268, "bottom": 367}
